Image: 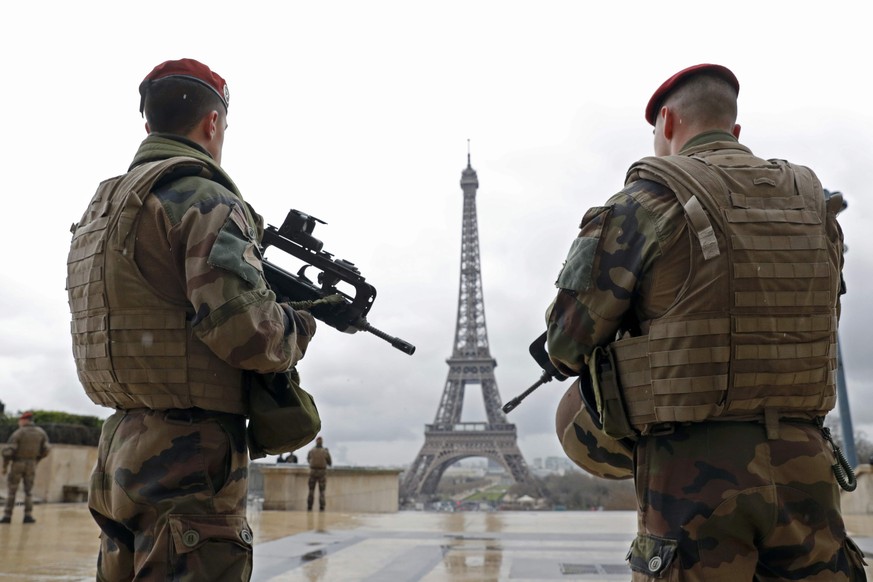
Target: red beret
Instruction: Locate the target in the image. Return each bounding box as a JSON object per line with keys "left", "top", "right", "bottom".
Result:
{"left": 645, "top": 63, "right": 739, "bottom": 125}
{"left": 139, "top": 58, "right": 229, "bottom": 114}
{"left": 20, "top": 411, "right": 33, "bottom": 420}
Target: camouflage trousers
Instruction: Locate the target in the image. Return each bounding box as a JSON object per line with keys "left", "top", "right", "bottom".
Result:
{"left": 88, "top": 409, "right": 253, "bottom": 581}
{"left": 307, "top": 469, "right": 327, "bottom": 510}
{"left": 628, "top": 420, "right": 867, "bottom": 581}
{"left": 4, "top": 459, "right": 37, "bottom": 518}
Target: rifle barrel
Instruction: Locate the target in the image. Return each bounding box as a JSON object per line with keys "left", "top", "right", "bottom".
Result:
{"left": 502, "top": 371, "right": 552, "bottom": 413}
{"left": 358, "top": 320, "right": 416, "bottom": 355}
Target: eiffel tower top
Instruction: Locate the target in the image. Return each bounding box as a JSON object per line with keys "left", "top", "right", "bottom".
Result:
{"left": 452, "top": 145, "right": 491, "bottom": 360}
{"left": 460, "top": 154, "right": 479, "bottom": 189}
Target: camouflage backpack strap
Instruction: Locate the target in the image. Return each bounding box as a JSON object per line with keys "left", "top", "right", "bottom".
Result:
{"left": 627, "top": 155, "right": 729, "bottom": 260}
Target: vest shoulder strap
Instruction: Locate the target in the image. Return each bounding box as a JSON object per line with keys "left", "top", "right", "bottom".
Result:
{"left": 126, "top": 157, "right": 212, "bottom": 194}
{"left": 109, "top": 157, "right": 212, "bottom": 249}
{"left": 627, "top": 155, "right": 729, "bottom": 260}
{"left": 784, "top": 160, "right": 826, "bottom": 216}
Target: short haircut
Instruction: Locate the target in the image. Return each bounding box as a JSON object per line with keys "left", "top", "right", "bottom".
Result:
{"left": 143, "top": 77, "right": 226, "bottom": 135}
{"left": 663, "top": 72, "right": 738, "bottom": 127}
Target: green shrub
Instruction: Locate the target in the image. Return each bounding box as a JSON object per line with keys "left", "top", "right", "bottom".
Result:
{"left": 0, "top": 410, "right": 103, "bottom": 446}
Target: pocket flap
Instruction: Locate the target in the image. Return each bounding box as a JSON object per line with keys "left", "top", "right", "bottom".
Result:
{"left": 169, "top": 514, "right": 253, "bottom": 555}
{"left": 627, "top": 533, "right": 677, "bottom": 578}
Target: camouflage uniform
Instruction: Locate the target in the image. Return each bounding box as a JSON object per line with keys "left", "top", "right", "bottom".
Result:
{"left": 628, "top": 421, "right": 866, "bottom": 581}
{"left": 547, "top": 132, "right": 866, "bottom": 580}
{"left": 3, "top": 424, "right": 49, "bottom": 521}
{"left": 307, "top": 444, "right": 331, "bottom": 511}
{"left": 89, "top": 409, "right": 251, "bottom": 580}
{"left": 67, "top": 134, "right": 316, "bottom": 580}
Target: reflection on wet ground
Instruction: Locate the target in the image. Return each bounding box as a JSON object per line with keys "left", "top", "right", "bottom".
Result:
{"left": 0, "top": 504, "right": 98, "bottom": 581}
{"left": 252, "top": 508, "right": 638, "bottom": 581}
{"left": 3, "top": 503, "right": 873, "bottom": 581}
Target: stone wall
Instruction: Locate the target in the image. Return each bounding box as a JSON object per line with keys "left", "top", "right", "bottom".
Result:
{"left": 261, "top": 465, "right": 402, "bottom": 513}
{"left": 4, "top": 448, "right": 403, "bottom": 513}
{"left": 2, "top": 444, "right": 97, "bottom": 504}
{"left": 842, "top": 464, "right": 873, "bottom": 514}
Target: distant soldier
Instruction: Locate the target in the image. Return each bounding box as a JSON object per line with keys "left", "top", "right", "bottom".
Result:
{"left": 2, "top": 411, "right": 50, "bottom": 524}
{"left": 306, "top": 436, "right": 332, "bottom": 511}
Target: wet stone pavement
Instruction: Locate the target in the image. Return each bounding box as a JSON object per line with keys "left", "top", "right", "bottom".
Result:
{"left": 2, "top": 503, "right": 873, "bottom": 581}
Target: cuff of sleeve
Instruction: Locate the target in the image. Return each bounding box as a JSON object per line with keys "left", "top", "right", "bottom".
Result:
{"left": 280, "top": 304, "right": 315, "bottom": 338}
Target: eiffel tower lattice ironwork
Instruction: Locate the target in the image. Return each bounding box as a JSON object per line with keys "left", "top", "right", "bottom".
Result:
{"left": 401, "top": 151, "right": 539, "bottom": 500}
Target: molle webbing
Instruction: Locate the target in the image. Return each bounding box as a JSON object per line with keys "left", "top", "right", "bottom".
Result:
{"left": 309, "top": 448, "right": 330, "bottom": 469}
{"left": 11, "top": 428, "right": 45, "bottom": 460}
{"left": 616, "top": 150, "right": 838, "bottom": 433}
{"left": 67, "top": 158, "right": 246, "bottom": 414}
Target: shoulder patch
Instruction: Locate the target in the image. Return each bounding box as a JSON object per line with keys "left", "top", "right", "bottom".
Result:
{"left": 556, "top": 206, "right": 613, "bottom": 292}
{"left": 208, "top": 203, "right": 263, "bottom": 287}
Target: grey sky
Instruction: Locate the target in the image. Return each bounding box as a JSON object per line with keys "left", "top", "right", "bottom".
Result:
{"left": 2, "top": 2, "right": 871, "bottom": 467}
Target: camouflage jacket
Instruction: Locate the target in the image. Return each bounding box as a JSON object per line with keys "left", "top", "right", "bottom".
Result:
{"left": 67, "top": 135, "right": 315, "bottom": 414}
{"left": 545, "top": 140, "right": 693, "bottom": 376}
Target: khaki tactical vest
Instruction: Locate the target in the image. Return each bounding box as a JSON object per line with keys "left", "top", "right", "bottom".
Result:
{"left": 611, "top": 143, "right": 842, "bottom": 434}
{"left": 9, "top": 426, "right": 49, "bottom": 461}
{"left": 308, "top": 447, "right": 331, "bottom": 470}
{"left": 66, "top": 158, "right": 246, "bottom": 414}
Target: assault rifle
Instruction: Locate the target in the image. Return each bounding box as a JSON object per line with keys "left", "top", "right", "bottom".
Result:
{"left": 260, "top": 209, "right": 415, "bottom": 355}
{"left": 502, "top": 331, "right": 567, "bottom": 413}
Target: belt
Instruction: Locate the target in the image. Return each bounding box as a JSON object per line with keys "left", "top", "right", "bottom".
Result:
{"left": 647, "top": 414, "right": 821, "bottom": 437}
{"left": 122, "top": 407, "right": 242, "bottom": 424}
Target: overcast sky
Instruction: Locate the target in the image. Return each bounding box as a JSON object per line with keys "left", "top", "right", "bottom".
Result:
{"left": 2, "top": 2, "right": 872, "bottom": 469}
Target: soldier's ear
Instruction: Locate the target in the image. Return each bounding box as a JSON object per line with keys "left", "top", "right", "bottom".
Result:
{"left": 206, "top": 111, "right": 219, "bottom": 139}
{"left": 662, "top": 108, "right": 675, "bottom": 140}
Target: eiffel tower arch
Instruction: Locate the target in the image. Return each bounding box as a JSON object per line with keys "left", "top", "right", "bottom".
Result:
{"left": 401, "top": 150, "right": 540, "bottom": 501}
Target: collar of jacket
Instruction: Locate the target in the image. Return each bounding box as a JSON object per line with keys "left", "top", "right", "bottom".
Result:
{"left": 679, "top": 130, "right": 751, "bottom": 157}
{"left": 128, "top": 133, "right": 243, "bottom": 199}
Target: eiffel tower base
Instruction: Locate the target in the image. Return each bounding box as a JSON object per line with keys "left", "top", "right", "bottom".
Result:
{"left": 400, "top": 424, "right": 541, "bottom": 502}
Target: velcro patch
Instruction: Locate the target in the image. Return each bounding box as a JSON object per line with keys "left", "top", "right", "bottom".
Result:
{"left": 555, "top": 206, "right": 612, "bottom": 292}
{"left": 208, "top": 205, "right": 262, "bottom": 287}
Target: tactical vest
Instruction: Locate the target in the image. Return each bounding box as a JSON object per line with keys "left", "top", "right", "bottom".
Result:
{"left": 308, "top": 447, "right": 330, "bottom": 470}
{"left": 610, "top": 143, "right": 841, "bottom": 434}
{"left": 66, "top": 158, "right": 246, "bottom": 414}
{"left": 10, "top": 426, "right": 48, "bottom": 461}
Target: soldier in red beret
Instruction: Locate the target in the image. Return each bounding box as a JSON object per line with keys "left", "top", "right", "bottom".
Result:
{"left": 67, "top": 59, "right": 319, "bottom": 580}
{"left": 548, "top": 65, "right": 863, "bottom": 579}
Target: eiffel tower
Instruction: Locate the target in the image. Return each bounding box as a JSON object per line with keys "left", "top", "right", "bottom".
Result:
{"left": 400, "top": 150, "right": 539, "bottom": 500}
